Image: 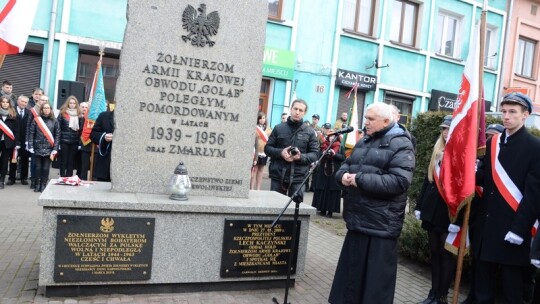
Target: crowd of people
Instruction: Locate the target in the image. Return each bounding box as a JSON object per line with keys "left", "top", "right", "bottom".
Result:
{"left": 257, "top": 92, "right": 540, "bottom": 304}
{"left": 0, "top": 81, "right": 115, "bottom": 192}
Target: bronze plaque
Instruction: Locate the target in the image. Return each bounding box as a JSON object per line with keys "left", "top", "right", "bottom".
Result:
{"left": 54, "top": 215, "right": 155, "bottom": 282}
{"left": 220, "top": 219, "right": 300, "bottom": 277}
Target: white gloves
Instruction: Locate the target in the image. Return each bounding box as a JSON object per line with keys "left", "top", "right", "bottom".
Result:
{"left": 28, "top": 148, "right": 34, "bottom": 154}
{"left": 414, "top": 210, "right": 421, "bottom": 220}
{"left": 504, "top": 231, "right": 523, "bottom": 245}
{"left": 15, "top": 145, "right": 20, "bottom": 150}
{"left": 448, "top": 224, "right": 461, "bottom": 233}
{"left": 532, "top": 259, "right": 540, "bottom": 268}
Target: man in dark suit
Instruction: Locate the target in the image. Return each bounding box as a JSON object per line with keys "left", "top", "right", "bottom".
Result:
{"left": 7, "top": 95, "right": 31, "bottom": 185}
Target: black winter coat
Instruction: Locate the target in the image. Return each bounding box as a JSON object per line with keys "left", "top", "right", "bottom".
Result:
{"left": 335, "top": 123, "right": 415, "bottom": 239}
{"left": 473, "top": 126, "right": 540, "bottom": 266}
{"left": 90, "top": 111, "right": 114, "bottom": 180}
{"left": 57, "top": 113, "right": 82, "bottom": 144}
{"left": 264, "top": 117, "right": 319, "bottom": 184}
{"left": 415, "top": 175, "right": 451, "bottom": 232}
{"left": 0, "top": 114, "right": 19, "bottom": 149}
{"left": 28, "top": 116, "right": 60, "bottom": 156}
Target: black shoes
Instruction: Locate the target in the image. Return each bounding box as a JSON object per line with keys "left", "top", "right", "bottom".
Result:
{"left": 419, "top": 291, "right": 436, "bottom": 304}
{"left": 21, "top": 180, "right": 28, "bottom": 185}
{"left": 6, "top": 179, "right": 15, "bottom": 185}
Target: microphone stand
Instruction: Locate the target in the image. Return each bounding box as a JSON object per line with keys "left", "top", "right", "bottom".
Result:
{"left": 271, "top": 132, "right": 342, "bottom": 304}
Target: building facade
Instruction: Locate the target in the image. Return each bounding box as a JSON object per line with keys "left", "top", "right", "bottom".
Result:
{"left": 0, "top": 0, "right": 509, "bottom": 126}
{"left": 502, "top": 0, "right": 540, "bottom": 112}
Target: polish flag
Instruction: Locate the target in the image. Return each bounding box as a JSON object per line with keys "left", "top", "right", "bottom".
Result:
{"left": 438, "top": 28, "right": 483, "bottom": 221}
{"left": 0, "top": 0, "right": 39, "bottom": 54}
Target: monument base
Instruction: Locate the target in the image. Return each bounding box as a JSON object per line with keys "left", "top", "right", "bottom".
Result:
{"left": 38, "top": 181, "right": 315, "bottom": 297}
{"left": 43, "top": 279, "right": 294, "bottom": 297}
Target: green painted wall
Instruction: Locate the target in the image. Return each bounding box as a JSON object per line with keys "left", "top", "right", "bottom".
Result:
{"left": 69, "top": 0, "right": 127, "bottom": 42}
{"left": 381, "top": 46, "right": 426, "bottom": 92}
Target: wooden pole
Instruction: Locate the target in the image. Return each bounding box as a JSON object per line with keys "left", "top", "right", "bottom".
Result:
{"left": 452, "top": 2, "right": 487, "bottom": 303}
{"left": 0, "top": 54, "right": 5, "bottom": 68}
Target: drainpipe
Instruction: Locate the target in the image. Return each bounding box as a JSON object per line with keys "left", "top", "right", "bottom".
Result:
{"left": 44, "top": 0, "right": 59, "bottom": 95}
{"left": 497, "top": 0, "right": 514, "bottom": 110}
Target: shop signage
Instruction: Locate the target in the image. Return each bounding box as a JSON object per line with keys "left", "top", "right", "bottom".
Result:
{"left": 335, "top": 69, "right": 377, "bottom": 91}
{"left": 262, "top": 47, "right": 295, "bottom": 80}
{"left": 430, "top": 89, "right": 491, "bottom": 112}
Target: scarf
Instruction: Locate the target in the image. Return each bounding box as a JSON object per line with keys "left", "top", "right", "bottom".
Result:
{"left": 67, "top": 108, "right": 79, "bottom": 131}
{"left": 0, "top": 108, "right": 8, "bottom": 117}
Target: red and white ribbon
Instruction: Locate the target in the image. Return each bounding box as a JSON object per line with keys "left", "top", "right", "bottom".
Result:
{"left": 0, "top": 119, "right": 15, "bottom": 140}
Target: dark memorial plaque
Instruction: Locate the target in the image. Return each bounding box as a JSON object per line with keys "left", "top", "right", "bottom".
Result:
{"left": 220, "top": 220, "right": 300, "bottom": 277}
{"left": 54, "top": 215, "right": 155, "bottom": 282}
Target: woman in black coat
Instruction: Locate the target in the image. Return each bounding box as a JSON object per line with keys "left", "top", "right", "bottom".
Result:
{"left": 415, "top": 116, "right": 456, "bottom": 304}
{"left": 27, "top": 103, "right": 60, "bottom": 192}
{"left": 0, "top": 96, "right": 18, "bottom": 189}
{"left": 57, "top": 95, "right": 81, "bottom": 177}
{"left": 311, "top": 124, "right": 344, "bottom": 217}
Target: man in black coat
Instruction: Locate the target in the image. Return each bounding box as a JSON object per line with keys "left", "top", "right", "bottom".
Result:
{"left": 264, "top": 99, "right": 319, "bottom": 199}
{"left": 7, "top": 95, "right": 31, "bottom": 185}
{"left": 90, "top": 108, "right": 114, "bottom": 182}
{"left": 329, "top": 102, "right": 415, "bottom": 304}
{"left": 474, "top": 92, "right": 540, "bottom": 303}
{"left": 26, "top": 88, "right": 43, "bottom": 109}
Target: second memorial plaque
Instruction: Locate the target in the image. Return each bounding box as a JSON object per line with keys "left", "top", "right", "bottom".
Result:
{"left": 220, "top": 219, "right": 300, "bottom": 277}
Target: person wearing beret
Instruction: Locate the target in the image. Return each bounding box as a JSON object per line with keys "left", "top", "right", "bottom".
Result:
{"left": 473, "top": 92, "right": 540, "bottom": 303}
{"left": 415, "top": 115, "right": 456, "bottom": 304}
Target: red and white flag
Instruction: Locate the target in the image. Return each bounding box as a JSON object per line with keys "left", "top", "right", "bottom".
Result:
{"left": 0, "top": 0, "right": 39, "bottom": 54}
{"left": 438, "top": 28, "right": 483, "bottom": 221}
{"left": 344, "top": 83, "right": 359, "bottom": 150}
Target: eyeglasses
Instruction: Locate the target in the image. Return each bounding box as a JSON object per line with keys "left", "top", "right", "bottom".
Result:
{"left": 40, "top": 99, "right": 49, "bottom": 102}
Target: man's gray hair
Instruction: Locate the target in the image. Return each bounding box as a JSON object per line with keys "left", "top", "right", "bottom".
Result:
{"left": 367, "top": 102, "right": 393, "bottom": 120}
{"left": 18, "top": 95, "right": 29, "bottom": 102}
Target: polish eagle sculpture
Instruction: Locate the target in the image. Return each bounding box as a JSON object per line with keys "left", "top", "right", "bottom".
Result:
{"left": 182, "top": 4, "right": 220, "bottom": 47}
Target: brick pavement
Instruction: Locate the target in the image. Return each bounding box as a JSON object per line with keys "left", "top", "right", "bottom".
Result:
{"left": 0, "top": 181, "right": 466, "bottom": 303}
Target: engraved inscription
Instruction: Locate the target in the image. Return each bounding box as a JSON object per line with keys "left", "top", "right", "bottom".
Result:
{"left": 54, "top": 215, "right": 155, "bottom": 282}
{"left": 221, "top": 220, "right": 300, "bottom": 277}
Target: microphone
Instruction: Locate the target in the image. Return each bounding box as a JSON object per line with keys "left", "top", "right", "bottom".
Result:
{"left": 330, "top": 126, "right": 354, "bottom": 135}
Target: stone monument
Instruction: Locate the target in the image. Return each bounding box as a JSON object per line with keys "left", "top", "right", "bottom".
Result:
{"left": 38, "top": 0, "right": 316, "bottom": 297}
{"left": 112, "top": 0, "right": 266, "bottom": 198}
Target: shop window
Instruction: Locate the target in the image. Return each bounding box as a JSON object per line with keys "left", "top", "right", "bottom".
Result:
{"left": 342, "top": 0, "right": 376, "bottom": 36}
{"left": 390, "top": 0, "right": 419, "bottom": 47}
{"left": 434, "top": 11, "right": 461, "bottom": 58}
{"left": 384, "top": 92, "right": 414, "bottom": 125}
{"left": 77, "top": 52, "right": 120, "bottom": 102}
{"left": 78, "top": 63, "right": 91, "bottom": 78}
{"left": 102, "top": 64, "right": 118, "bottom": 78}
{"left": 515, "top": 36, "right": 536, "bottom": 78}
{"left": 268, "top": 0, "right": 283, "bottom": 20}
